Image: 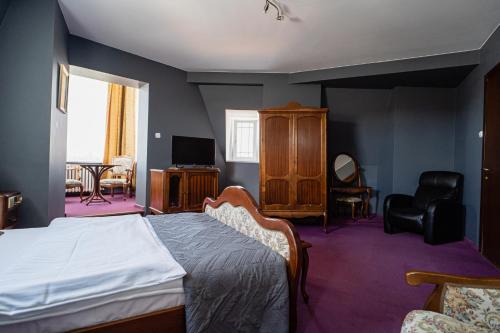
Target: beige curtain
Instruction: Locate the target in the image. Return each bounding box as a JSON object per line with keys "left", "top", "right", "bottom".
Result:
{"left": 103, "top": 83, "right": 136, "bottom": 163}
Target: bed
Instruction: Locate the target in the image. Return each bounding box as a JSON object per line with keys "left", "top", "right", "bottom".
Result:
{"left": 0, "top": 186, "right": 302, "bottom": 333}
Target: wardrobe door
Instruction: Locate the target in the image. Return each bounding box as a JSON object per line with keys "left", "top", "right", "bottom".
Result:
{"left": 294, "top": 113, "right": 326, "bottom": 211}
{"left": 260, "top": 114, "right": 294, "bottom": 210}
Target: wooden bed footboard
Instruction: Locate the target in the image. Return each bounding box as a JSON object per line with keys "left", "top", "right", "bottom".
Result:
{"left": 203, "top": 186, "right": 303, "bottom": 332}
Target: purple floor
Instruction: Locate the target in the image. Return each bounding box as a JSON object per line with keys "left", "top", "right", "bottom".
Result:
{"left": 295, "top": 217, "right": 499, "bottom": 333}
{"left": 65, "top": 195, "right": 144, "bottom": 217}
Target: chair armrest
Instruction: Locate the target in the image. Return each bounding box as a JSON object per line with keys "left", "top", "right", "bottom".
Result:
{"left": 406, "top": 271, "right": 500, "bottom": 287}
{"left": 384, "top": 194, "right": 413, "bottom": 210}
{"left": 406, "top": 271, "right": 500, "bottom": 312}
{"left": 383, "top": 194, "right": 414, "bottom": 233}
{"left": 424, "top": 199, "right": 465, "bottom": 244}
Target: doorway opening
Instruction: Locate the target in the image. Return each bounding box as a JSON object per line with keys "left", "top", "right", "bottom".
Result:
{"left": 64, "top": 66, "right": 149, "bottom": 217}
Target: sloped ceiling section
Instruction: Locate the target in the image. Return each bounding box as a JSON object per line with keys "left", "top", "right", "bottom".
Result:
{"left": 59, "top": 0, "right": 500, "bottom": 73}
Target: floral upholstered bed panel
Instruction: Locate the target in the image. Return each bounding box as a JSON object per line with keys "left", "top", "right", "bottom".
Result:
{"left": 401, "top": 310, "right": 492, "bottom": 333}
{"left": 205, "top": 203, "right": 290, "bottom": 261}
{"left": 441, "top": 284, "right": 500, "bottom": 331}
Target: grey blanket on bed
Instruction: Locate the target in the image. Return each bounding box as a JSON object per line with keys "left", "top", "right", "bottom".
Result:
{"left": 147, "top": 213, "right": 289, "bottom": 333}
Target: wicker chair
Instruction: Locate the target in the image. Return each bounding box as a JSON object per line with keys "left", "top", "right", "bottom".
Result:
{"left": 66, "top": 165, "right": 84, "bottom": 201}
{"left": 100, "top": 156, "right": 134, "bottom": 200}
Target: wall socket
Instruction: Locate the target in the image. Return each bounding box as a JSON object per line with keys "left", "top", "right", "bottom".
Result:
{"left": 155, "top": 133, "right": 161, "bottom": 139}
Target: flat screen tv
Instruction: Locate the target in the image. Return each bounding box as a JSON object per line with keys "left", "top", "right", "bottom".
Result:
{"left": 172, "top": 135, "right": 215, "bottom": 166}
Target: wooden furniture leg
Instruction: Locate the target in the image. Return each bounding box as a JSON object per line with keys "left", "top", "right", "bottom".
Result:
{"left": 300, "top": 240, "right": 312, "bottom": 303}
{"left": 323, "top": 213, "right": 328, "bottom": 233}
{"left": 79, "top": 184, "right": 83, "bottom": 201}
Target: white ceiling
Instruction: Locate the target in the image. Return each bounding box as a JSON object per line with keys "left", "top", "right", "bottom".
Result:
{"left": 59, "top": 0, "right": 500, "bottom": 73}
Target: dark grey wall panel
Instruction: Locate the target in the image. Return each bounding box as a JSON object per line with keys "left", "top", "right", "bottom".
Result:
{"left": 68, "top": 36, "right": 222, "bottom": 207}
{"left": 454, "top": 25, "right": 500, "bottom": 244}
{"left": 48, "top": 1, "right": 69, "bottom": 222}
{"left": 325, "top": 87, "right": 457, "bottom": 213}
{"left": 324, "top": 88, "right": 393, "bottom": 213}
{"left": 290, "top": 50, "right": 480, "bottom": 84}
{"left": 392, "top": 87, "right": 456, "bottom": 194}
{"left": 188, "top": 72, "right": 270, "bottom": 85}
{"left": 198, "top": 85, "right": 263, "bottom": 199}
{"left": 322, "top": 65, "right": 476, "bottom": 89}
{"left": 0, "top": 0, "right": 64, "bottom": 228}
{"left": 262, "top": 75, "right": 321, "bottom": 107}
{"left": 0, "top": 0, "right": 10, "bottom": 27}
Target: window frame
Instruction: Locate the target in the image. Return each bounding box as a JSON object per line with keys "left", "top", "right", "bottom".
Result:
{"left": 225, "top": 109, "right": 260, "bottom": 163}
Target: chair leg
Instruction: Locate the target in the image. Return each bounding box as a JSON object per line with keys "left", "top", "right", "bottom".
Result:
{"left": 123, "top": 185, "right": 127, "bottom": 201}
{"left": 301, "top": 247, "right": 310, "bottom": 303}
{"left": 110, "top": 187, "right": 114, "bottom": 197}
{"left": 351, "top": 203, "right": 355, "bottom": 220}
{"left": 79, "top": 185, "right": 83, "bottom": 202}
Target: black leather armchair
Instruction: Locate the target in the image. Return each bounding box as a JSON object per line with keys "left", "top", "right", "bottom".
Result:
{"left": 384, "top": 171, "right": 465, "bottom": 245}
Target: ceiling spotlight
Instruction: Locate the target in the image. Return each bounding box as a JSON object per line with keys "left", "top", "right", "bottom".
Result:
{"left": 264, "top": 0, "right": 284, "bottom": 21}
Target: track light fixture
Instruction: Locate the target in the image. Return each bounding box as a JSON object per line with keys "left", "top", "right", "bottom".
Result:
{"left": 264, "top": 0, "right": 284, "bottom": 21}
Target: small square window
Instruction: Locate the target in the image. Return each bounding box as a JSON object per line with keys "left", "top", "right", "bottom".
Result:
{"left": 226, "top": 110, "right": 259, "bottom": 163}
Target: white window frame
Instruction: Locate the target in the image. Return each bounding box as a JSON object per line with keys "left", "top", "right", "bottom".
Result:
{"left": 225, "top": 109, "right": 259, "bottom": 163}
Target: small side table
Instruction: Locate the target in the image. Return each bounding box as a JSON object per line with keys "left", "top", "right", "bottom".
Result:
{"left": 301, "top": 240, "right": 312, "bottom": 303}
{"left": 331, "top": 186, "right": 372, "bottom": 217}
{"left": 0, "top": 191, "right": 22, "bottom": 229}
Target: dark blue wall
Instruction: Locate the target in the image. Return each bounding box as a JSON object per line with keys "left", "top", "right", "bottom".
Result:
{"left": 199, "top": 85, "right": 263, "bottom": 199}
{"left": 324, "top": 87, "right": 456, "bottom": 213}
{"left": 455, "top": 26, "right": 500, "bottom": 244}
{"left": 68, "top": 36, "right": 223, "bottom": 208}
{"left": 48, "top": 1, "right": 69, "bottom": 221}
{"left": 391, "top": 87, "right": 456, "bottom": 194}
{"left": 0, "top": 0, "right": 68, "bottom": 227}
{"left": 325, "top": 88, "right": 393, "bottom": 212}
{"left": 0, "top": 0, "right": 10, "bottom": 27}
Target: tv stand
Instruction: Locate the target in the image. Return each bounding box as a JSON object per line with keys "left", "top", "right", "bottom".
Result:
{"left": 149, "top": 167, "right": 219, "bottom": 214}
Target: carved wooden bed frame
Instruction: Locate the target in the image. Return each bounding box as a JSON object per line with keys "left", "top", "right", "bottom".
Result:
{"left": 75, "top": 186, "right": 302, "bottom": 333}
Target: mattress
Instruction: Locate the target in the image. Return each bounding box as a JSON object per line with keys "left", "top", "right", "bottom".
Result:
{"left": 0, "top": 215, "right": 186, "bottom": 333}
{"left": 0, "top": 279, "right": 185, "bottom": 333}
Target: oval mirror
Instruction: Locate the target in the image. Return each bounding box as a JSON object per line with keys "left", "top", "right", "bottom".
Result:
{"left": 334, "top": 154, "right": 357, "bottom": 183}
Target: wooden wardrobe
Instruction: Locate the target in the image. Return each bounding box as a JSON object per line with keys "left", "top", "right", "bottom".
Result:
{"left": 259, "top": 102, "right": 328, "bottom": 231}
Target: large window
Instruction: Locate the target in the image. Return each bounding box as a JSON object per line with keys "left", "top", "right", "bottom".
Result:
{"left": 225, "top": 110, "right": 259, "bottom": 163}
{"left": 66, "top": 75, "right": 108, "bottom": 162}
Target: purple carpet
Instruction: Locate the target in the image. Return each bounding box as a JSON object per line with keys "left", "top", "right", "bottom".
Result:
{"left": 295, "top": 217, "right": 499, "bottom": 333}
{"left": 65, "top": 195, "right": 144, "bottom": 217}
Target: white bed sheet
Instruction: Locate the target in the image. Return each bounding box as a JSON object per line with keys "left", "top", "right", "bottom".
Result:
{"left": 0, "top": 215, "right": 186, "bottom": 332}
{"left": 0, "top": 279, "right": 185, "bottom": 333}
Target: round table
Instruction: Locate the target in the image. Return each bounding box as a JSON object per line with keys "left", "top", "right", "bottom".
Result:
{"left": 69, "top": 163, "right": 116, "bottom": 205}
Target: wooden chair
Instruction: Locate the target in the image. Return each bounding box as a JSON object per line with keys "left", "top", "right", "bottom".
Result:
{"left": 401, "top": 271, "right": 500, "bottom": 332}
{"left": 100, "top": 156, "right": 135, "bottom": 200}
{"left": 66, "top": 165, "right": 84, "bottom": 201}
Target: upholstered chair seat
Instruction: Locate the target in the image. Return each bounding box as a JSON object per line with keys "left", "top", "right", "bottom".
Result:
{"left": 401, "top": 310, "right": 492, "bottom": 333}
{"left": 384, "top": 171, "right": 465, "bottom": 245}
{"left": 65, "top": 179, "right": 82, "bottom": 186}
{"left": 99, "top": 155, "right": 135, "bottom": 200}
{"left": 100, "top": 178, "right": 127, "bottom": 185}
{"left": 388, "top": 207, "right": 425, "bottom": 233}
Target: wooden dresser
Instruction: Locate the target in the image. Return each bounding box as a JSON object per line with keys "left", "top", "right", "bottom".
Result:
{"left": 149, "top": 168, "right": 219, "bottom": 214}
{"left": 259, "top": 102, "right": 328, "bottom": 231}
